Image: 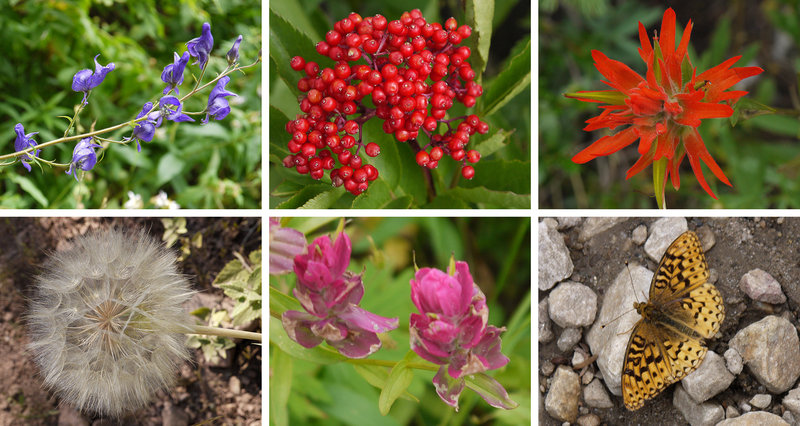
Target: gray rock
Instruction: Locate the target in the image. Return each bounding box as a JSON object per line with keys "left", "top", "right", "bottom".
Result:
{"left": 673, "top": 383, "right": 724, "bottom": 426}
{"left": 725, "top": 348, "right": 744, "bottom": 375}
{"left": 557, "top": 217, "right": 582, "bottom": 230}
{"left": 581, "top": 369, "right": 594, "bottom": 385}
{"left": 539, "top": 297, "right": 554, "bottom": 343}
{"left": 541, "top": 359, "right": 556, "bottom": 377}
{"left": 682, "top": 351, "right": 735, "bottom": 403}
{"left": 539, "top": 221, "right": 573, "bottom": 291}
{"left": 644, "top": 217, "right": 688, "bottom": 262}
{"left": 729, "top": 315, "right": 800, "bottom": 393}
{"left": 577, "top": 218, "right": 627, "bottom": 243}
{"left": 576, "top": 413, "right": 601, "bottom": 426}
{"left": 782, "top": 411, "right": 795, "bottom": 425}
{"left": 739, "top": 269, "right": 787, "bottom": 304}
{"left": 585, "top": 264, "right": 652, "bottom": 396}
{"left": 544, "top": 366, "right": 580, "bottom": 423}
{"left": 548, "top": 281, "right": 597, "bottom": 328}
{"left": 557, "top": 327, "right": 582, "bottom": 352}
{"left": 583, "top": 379, "right": 614, "bottom": 408}
{"left": 229, "top": 375, "right": 241, "bottom": 395}
{"left": 695, "top": 225, "right": 716, "bottom": 250}
{"left": 716, "top": 411, "right": 790, "bottom": 426}
{"left": 572, "top": 350, "right": 587, "bottom": 367}
{"left": 726, "top": 405, "right": 740, "bottom": 419}
{"left": 749, "top": 394, "right": 771, "bottom": 409}
{"left": 631, "top": 225, "right": 648, "bottom": 245}
{"left": 782, "top": 385, "right": 800, "bottom": 417}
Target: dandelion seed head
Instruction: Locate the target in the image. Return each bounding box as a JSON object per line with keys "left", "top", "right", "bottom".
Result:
{"left": 27, "top": 229, "right": 195, "bottom": 417}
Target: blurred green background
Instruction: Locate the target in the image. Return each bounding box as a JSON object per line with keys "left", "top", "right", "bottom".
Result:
{"left": 0, "top": 0, "right": 261, "bottom": 208}
{"left": 269, "top": 0, "right": 531, "bottom": 209}
{"left": 540, "top": 0, "right": 800, "bottom": 208}
{"left": 269, "top": 217, "right": 532, "bottom": 425}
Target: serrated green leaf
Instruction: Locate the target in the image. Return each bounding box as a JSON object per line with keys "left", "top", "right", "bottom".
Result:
{"left": 351, "top": 178, "right": 394, "bottom": 208}
{"left": 248, "top": 249, "right": 262, "bottom": 267}
{"left": 212, "top": 257, "right": 245, "bottom": 287}
{"left": 277, "top": 183, "right": 336, "bottom": 208}
{"left": 378, "top": 351, "right": 415, "bottom": 415}
{"left": 466, "top": 0, "right": 494, "bottom": 74}
{"left": 269, "top": 0, "right": 322, "bottom": 42}
{"left": 473, "top": 128, "right": 514, "bottom": 157}
{"left": 480, "top": 39, "right": 531, "bottom": 117}
{"left": 269, "top": 10, "right": 323, "bottom": 99}
{"left": 301, "top": 186, "right": 346, "bottom": 208}
{"left": 462, "top": 159, "right": 531, "bottom": 194}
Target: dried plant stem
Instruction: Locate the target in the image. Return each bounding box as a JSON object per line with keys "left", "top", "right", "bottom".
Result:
{"left": 188, "top": 325, "right": 262, "bottom": 342}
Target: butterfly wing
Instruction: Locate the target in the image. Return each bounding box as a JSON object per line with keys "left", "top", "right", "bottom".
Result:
{"left": 649, "top": 231, "right": 709, "bottom": 303}
{"left": 621, "top": 320, "right": 709, "bottom": 410}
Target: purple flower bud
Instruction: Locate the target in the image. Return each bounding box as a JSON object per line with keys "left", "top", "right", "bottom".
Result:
{"left": 409, "top": 260, "right": 510, "bottom": 410}
{"left": 66, "top": 137, "right": 102, "bottom": 181}
{"left": 226, "top": 35, "right": 243, "bottom": 65}
{"left": 124, "top": 102, "right": 161, "bottom": 152}
{"left": 269, "top": 218, "right": 306, "bottom": 275}
{"left": 159, "top": 96, "right": 194, "bottom": 123}
{"left": 281, "top": 232, "right": 398, "bottom": 358}
{"left": 202, "top": 76, "right": 237, "bottom": 124}
{"left": 71, "top": 54, "right": 115, "bottom": 105}
{"left": 14, "top": 123, "right": 39, "bottom": 172}
{"left": 161, "top": 52, "right": 191, "bottom": 95}
{"left": 186, "top": 22, "right": 214, "bottom": 68}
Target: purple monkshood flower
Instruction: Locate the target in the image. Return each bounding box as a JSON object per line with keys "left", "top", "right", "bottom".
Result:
{"left": 72, "top": 54, "right": 115, "bottom": 106}
{"left": 159, "top": 96, "right": 195, "bottom": 123}
{"left": 14, "top": 123, "right": 39, "bottom": 172}
{"left": 281, "top": 232, "right": 399, "bottom": 359}
{"left": 202, "top": 76, "right": 237, "bottom": 124}
{"left": 66, "top": 137, "right": 102, "bottom": 181}
{"left": 269, "top": 218, "right": 306, "bottom": 275}
{"left": 410, "top": 261, "right": 511, "bottom": 411}
{"left": 161, "top": 52, "right": 191, "bottom": 95}
{"left": 186, "top": 22, "right": 213, "bottom": 68}
{"left": 124, "top": 102, "right": 161, "bottom": 152}
{"left": 226, "top": 35, "right": 243, "bottom": 65}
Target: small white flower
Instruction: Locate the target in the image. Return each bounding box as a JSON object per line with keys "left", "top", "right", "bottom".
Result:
{"left": 123, "top": 191, "right": 143, "bottom": 209}
{"left": 27, "top": 229, "right": 195, "bottom": 416}
{"left": 153, "top": 191, "right": 181, "bottom": 209}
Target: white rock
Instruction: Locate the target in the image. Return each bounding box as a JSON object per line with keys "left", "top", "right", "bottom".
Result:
{"left": 725, "top": 348, "right": 744, "bottom": 375}
{"left": 716, "top": 411, "right": 789, "bottom": 426}
{"left": 539, "top": 221, "right": 573, "bottom": 291}
{"left": 557, "top": 217, "right": 582, "bottom": 230}
{"left": 544, "top": 366, "right": 580, "bottom": 423}
{"left": 782, "top": 385, "right": 800, "bottom": 417}
{"left": 576, "top": 414, "right": 601, "bottom": 426}
{"left": 577, "top": 217, "right": 628, "bottom": 243}
{"left": 695, "top": 225, "right": 716, "bottom": 250}
{"left": 539, "top": 297, "right": 553, "bottom": 343}
{"left": 682, "top": 351, "right": 735, "bottom": 403}
{"left": 548, "top": 281, "right": 597, "bottom": 328}
{"left": 585, "top": 264, "right": 652, "bottom": 396}
{"left": 749, "top": 393, "right": 771, "bottom": 409}
{"left": 739, "top": 269, "right": 787, "bottom": 304}
{"left": 729, "top": 315, "right": 800, "bottom": 393}
{"left": 557, "top": 327, "right": 582, "bottom": 352}
{"left": 673, "top": 383, "right": 724, "bottom": 426}
{"left": 631, "top": 224, "right": 648, "bottom": 245}
{"left": 583, "top": 379, "right": 614, "bottom": 408}
{"left": 644, "top": 217, "right": 688, "bottom": 262}
{"left": 726, "top": 405, "right": 740, "bottom": 419}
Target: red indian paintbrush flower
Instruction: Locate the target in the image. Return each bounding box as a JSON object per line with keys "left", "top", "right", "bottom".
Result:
{"left": 567, "top": 8, "right": 763, "bottom": 201}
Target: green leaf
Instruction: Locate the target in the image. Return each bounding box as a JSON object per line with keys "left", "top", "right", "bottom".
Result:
{"left": 466, "top": 0, "right": 494, "bottom": 74}
{"left": 301, "top": 186, "right": 345, "bottom": 209}
{"left": 270, "top": 347, "right": 292, "bottom": 426}
{"left": 277, "top": 183, "right": 337, "bottom": 208}
{"left": 351, "top": 179, "right": 394, "bottom": 208}
{"left": 730, "top": 97, "right": 777, "bottom": 127}
{"left": 480, "top": 39, "right": 531, "bottom": 117}
{"left": 353, "top": 365, "right": 419, "bottom": 402}
{"left": 156, "top": 152, "right": 185, "bottom": 187}
{"left": 269, "top": 9, "right": 324, "bottom": 99}
{"left": 212, "top": 257, "right": 245, "bottom": 287}
{"left": 443, "top": 186, "right": 530, "bottom": 208}
{"left": 378, "top": 351, "right": 415, "bottom": 415}
{"left": 464, "top": 373, "right": 518, "bottom": 410}
{"left": 9, "top": 174, "right": 48, "bottom": 207}
{"left": 462, "top": 159, "right": 531, "bottom": 194}
{"left": 473, "top": 128, "right": 514, "bottom": 157}
{"left": 269, "top": 0, "right": 322, "bottom": 42}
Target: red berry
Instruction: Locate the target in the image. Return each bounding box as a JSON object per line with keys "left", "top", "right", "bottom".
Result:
{"left": 466, "top": 149, "right": 481, "bottom": 163}
{"left": 430, "top": 146, "right": 444, "bottom": 161}
{"left": 339, "top": 166, "right": 354, "bottom": 180}
{"left": 415, "top": 151, "right": 430, "bottom": 167}
{"left": 290, "top": 56, "right": 305, "bottom": 71}
{"left": 461, "top": 165, "right": 475, "bottom": 179}
{"left": 326, "top": 30, "right": 343, "bottom": 46}
{"left": 365, "top": 142, "right": 380, "bottom": 157}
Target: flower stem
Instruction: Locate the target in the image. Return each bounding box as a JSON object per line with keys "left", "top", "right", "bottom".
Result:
{"left": 187, "top": 324, "right": 262, "bottom": 342}
{"left": 652, "top": 158, "right": 668, "bottom": 209}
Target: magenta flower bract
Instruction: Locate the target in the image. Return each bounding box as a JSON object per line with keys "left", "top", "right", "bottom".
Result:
{"left": 281, "top": 232, "right": 398, "bottom": 358}
{"left": 268, "top": 218, "right": 306, "bottom": 275}
{"left": 409, "top": 261, "right": 510, "bottom": 410}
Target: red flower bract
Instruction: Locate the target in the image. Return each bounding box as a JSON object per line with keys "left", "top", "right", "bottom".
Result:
{"left": 568, "top": 8, "right": 763, "bottom": 199}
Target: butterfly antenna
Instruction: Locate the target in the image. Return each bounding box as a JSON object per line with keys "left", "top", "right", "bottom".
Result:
{"left": 599, "top": 307, "right": 636, "bottom": 330}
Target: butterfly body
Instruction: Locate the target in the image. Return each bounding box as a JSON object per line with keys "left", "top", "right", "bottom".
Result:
{"left": 621, "top": 231, "right": 725, "bottom": 410}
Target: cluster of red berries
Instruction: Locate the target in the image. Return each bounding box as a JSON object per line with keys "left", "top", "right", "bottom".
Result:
{"left": 283, "top": 9, "right": 489, "bottom": 195}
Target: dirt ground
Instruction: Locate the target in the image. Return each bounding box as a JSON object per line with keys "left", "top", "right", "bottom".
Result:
{"left": 539, "top": 217, "right": 800, "bottom": 425}
{"left": 0, "top": 217, "right": 262, "bottom": 426}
